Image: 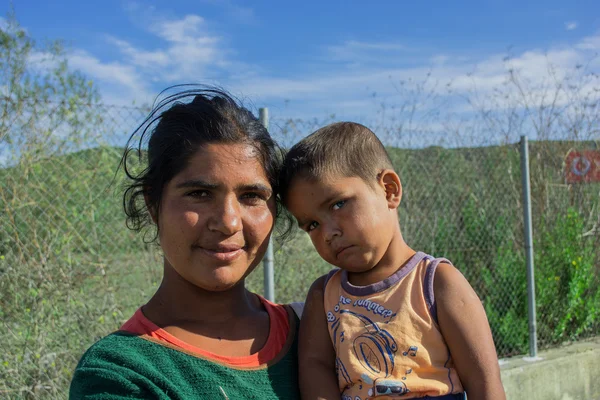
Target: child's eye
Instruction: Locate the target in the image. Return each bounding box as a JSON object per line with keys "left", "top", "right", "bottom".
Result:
{"left": 307, "top": 221, "right": 319, "bottom": 232}
{"left": 332, "top": 200, "right": 346, "bottom": 210}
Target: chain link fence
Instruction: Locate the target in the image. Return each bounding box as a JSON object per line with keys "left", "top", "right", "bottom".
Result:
{"left": 270, "top": 115, "right": 600, "bottom": 359}
{"left": 1, "top": 97, "right": 599, "bottom": 398}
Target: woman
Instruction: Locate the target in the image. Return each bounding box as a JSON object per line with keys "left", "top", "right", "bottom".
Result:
{"left": 70, "top": 87, "right": 299, "bottom": 399}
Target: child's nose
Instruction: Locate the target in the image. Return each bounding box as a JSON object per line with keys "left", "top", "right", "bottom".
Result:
{"left": 324, "top": 224, "right": 341, "bottom": 243}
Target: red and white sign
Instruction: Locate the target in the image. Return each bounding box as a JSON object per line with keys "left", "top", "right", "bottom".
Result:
{"left": 565, "top": 150, "right": 600, "bottom": 183}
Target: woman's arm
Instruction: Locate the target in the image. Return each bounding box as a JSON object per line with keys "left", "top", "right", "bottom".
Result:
{"left": 434, "top": 263, "right": 506, "bottom": 400}
{"left": 298, "top": 275, "right": 340, "bottom": 400}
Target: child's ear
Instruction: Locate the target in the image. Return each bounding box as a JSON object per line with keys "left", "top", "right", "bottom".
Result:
{"left": 378, "top": 169, "right": 402, "bottom": 210}
{"left": 144, "top": 189, "right": 158, "bottom": 224}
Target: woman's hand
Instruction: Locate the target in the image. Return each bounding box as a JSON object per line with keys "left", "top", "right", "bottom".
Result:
{"left": 298, "top": 275, "right": 341, "bottom": 400}
{"left": 434, "top": 263, "right": 506, "bottom": 400}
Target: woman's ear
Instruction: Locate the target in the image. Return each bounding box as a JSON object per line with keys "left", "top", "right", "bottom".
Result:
{"left": 144, "top": 189, "right": 158, "bottom": 224}
{"left": 378, "top": 169, "right": 402, "bottom": 210}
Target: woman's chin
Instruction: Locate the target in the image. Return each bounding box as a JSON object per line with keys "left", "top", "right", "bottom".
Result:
{"left": 194, "top": 269, "right": 245, "bottom": 292}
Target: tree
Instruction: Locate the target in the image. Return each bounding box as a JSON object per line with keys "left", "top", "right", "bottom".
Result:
{"left": 0, "top": 10, "right": 101, "bottom": 166}
{"left": 0, "top": 12, "right": 107, "bottom": 398}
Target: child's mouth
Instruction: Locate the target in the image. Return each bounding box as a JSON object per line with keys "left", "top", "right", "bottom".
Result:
{"left": 335, "top": 245, "right": 354, "bottom": 258}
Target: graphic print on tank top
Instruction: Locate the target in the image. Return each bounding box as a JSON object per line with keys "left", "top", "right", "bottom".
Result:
{"left": 323, "top": 252, "right": 464, "bottom": 399}
{"left": 327, "top": 294, "right": 419, "bottom": 398}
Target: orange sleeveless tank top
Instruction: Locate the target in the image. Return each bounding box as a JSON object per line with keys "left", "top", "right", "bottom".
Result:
{"left": 323, "top": 252, "right": 464, "bottom": 399}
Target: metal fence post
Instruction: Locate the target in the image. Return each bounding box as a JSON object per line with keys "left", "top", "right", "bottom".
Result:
{"left": 259, "top": 107, "right": 275, "bottom": 302}
{"left": 520, "top": 136, "right": 538, "bottom": 359}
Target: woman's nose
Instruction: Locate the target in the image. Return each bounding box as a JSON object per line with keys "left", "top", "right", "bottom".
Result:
{"left": 208, "top": 196, "right": 242, "bottom": 235}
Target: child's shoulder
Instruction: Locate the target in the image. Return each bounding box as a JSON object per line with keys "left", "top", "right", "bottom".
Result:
{"left": 431, "top": 260, "right": 468, "bottom": 293}
{"left": 416, "top": 252, "right": 457, "bottom": 280}
{"left": 309, "top": 271, "right": 334, "bottom": 294}
{"left": 308, "top": 268, "right": 340, "bottom": 293}
{"left": 303, "top": 270, "right": 341, "bottom": 310}
{"left": 419, "top": 253, "right": 461, "bottom": 282}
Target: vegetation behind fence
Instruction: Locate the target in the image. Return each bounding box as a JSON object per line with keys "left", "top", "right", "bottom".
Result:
{"left": 1, "top": 118, "right": 599, "bottom": 397}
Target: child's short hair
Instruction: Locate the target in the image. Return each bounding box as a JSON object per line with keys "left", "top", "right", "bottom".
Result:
{"left": 280, "top": 122, "right": 393, "bottom": 204}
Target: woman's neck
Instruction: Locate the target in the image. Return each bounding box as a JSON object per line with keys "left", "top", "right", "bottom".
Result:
{"left": 143, "top": 263, "right": 261, "bottom": 327}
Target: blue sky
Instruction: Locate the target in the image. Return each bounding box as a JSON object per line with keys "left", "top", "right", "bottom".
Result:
{"left": 3, "top": 0, "right": 600, "bottom": 144}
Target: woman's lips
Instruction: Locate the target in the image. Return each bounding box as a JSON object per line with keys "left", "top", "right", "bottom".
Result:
{"left": 195, "top": 244, "right": 245, "bottom": 261}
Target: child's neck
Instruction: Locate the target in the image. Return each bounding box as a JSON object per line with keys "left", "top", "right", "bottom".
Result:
{"left": 347, "top": 229, "right": 415, "bottom": 287}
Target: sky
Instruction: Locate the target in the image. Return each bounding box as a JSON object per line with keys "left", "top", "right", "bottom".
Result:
{"left": 3, "top": 0, "right": 600, "bottom": 145}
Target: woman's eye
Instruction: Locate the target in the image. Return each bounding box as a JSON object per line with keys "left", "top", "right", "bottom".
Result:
{"left": 307, "top": 221, "right": 319, "bottom": 232}
{"left": 188, "top": 190, "right": 209, "bottom": 198}
{"left": 242, "top": 192, "right": 267, "bottom": 202}
{"left": 332, "top": 200, "right": 346, "bottom": 210}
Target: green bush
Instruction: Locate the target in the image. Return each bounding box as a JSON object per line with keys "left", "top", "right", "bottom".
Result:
{"left": 536, "top": 208, "right": 600, "bottom": 345}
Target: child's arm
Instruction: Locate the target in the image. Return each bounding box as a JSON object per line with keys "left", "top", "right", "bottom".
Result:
{"left": 298, "top": 275, "right": 340, "bottom": 400}
{"left": 434, "top": 263, "right": 506, "bottom": 400}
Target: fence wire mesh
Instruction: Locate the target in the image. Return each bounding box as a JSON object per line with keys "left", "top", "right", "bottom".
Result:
{"left": 1, "top": 98, "right": 599, "bottom": 398}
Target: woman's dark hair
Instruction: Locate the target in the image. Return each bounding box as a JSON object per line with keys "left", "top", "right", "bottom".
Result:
{"left": 121, "top": 85, "right": 284, "bottom": 241}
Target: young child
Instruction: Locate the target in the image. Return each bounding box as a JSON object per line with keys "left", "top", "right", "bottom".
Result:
{"left": 279, "top": 122, "right": 505, "bottom": 399}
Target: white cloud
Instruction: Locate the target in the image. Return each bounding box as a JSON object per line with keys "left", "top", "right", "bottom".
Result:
{"left": 67, "top": 51, "right": 153, "bottom": 105}
{"left": 264, "top": 33, "right": 599, "bottom": 105}
{"left": 577, "top": 33, "right": 600, "bottom": 50}
{"left": 67, "top": 51, "right": 141, "bottom": 90}
{"left": 565, "top": 21, "right": 578, "bottom": 31}
{"left": 106, "top": 36, "right": 170, "bottom": 68}
{"left": 431, "top": 55, "right": 450, "bottom": 65}
{"left": 54, "top": 11, "right": 229, "bottom": 106}
{"left": 105, "top": 13, "right": 227, "bottom": 84}
{"left": 152, "top": 14, "right": 205, "bottom": 43}
{"left": 233, "top": 31, "right": 600, "bottom": 146}
{"left": 27, "top": 50, "right": 59, "bottom": 71}
{"left": 15, "top": 44, "right": 153, "bottom": 107}
{"left": 43, "top": 4, "right": 598, "bottom": 144}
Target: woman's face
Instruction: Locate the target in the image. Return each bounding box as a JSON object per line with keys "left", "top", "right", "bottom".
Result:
{"left": 156, "top": 143, "right": 275, "bottom": 291}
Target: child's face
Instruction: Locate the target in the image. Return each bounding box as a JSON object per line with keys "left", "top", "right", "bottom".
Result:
{"left": 285, "top": 173, "right": 399, "bottom": 273}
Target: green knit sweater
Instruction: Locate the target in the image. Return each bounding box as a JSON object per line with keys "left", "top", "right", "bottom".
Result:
{"left": 70, "top": 327, "right": 299, "bottom": 399}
